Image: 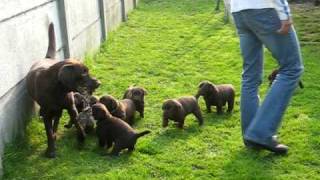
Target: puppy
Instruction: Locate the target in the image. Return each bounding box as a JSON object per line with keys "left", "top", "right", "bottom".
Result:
{"left": 92, "top": 103, "right": 151, "bottom": 156}
{"left": 162, "top": 96, "right": 203, "bottom": 128}
{"left": 26, "top": 23, "right": 100, "bottom": 158}
{"left": 99, "top": 95, "right": 136, "bottom": 125}
{"left": 123, "top": 86, "right": 147, "bottom": 118}
{"left": 195, "top": 81, "right": 235, "bottom": 114}
{"left": 268, "top": 68, "right": 304, "bottom": 89}
{"left": 64, "top": 93, "right": 98, "bottom": 133}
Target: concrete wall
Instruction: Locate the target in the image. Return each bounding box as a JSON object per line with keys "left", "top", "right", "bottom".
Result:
{"left": 0, "top": 0, "right": 137, "bottom": 175}
{"left": 105, "top": 0, "right": 124, "bottom": 32}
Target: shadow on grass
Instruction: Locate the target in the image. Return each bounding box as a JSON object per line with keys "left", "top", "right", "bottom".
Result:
{"left": 3, "top": 114, "right": 144, "bottom": 179}
{"left": 221, "top": 148, "right": 285, "bottom": 179}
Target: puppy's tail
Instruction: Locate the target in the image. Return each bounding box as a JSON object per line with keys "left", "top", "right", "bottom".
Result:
{"left": 299, "top": 81, "right": 304, "bottom": 89}
{"left": 45, "top": 23, "right": 56, "bottom": 59}
{"left": 135, "top": 130, "right": 151, "bottom": 139}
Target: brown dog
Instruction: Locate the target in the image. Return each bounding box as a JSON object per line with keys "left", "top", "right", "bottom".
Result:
{"left": 99, "top": 95, "right": 136, "bottom": 125}
{"left": 26, "top": 23, "right": 100, "bottom": 158}
{"left": 64, "top": 93, "right": 99, "bottom": 133}
{"left": 123, "top": 86, "right": 147, "bottom": 118}
{"left": 195, "top": 81, "right": 235, "bottom": 114}
{"left": 92, "top": 103, "right": 151, "bottom": 156}
{"left": 162, "top": 96, "right": 203, "bottom": 128}
{"left": 268, "top": 68, "right": 304, "bottom": 89}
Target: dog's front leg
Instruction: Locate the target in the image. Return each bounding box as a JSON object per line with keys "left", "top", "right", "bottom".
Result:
{"left": 216, "top": 105, "right": 223, "bottom": 114}
{"left": 67, "top": 106, "right": 86, "bottom": 143}
{"left": 53, "top": 110, "right": 63, "bottom": 136}
{"left": 193, "top": 108, "right": 203, "bottom": 126}
{"left": 298, "top": 80, "right": 304, "bottom": 89}
{"left": 110, "top": 142, "right": 121, "bottom": 156}
{"left": 205, "top": 100, "right": 211, "bottom": 113}
{"left": 162, "top": 116, "right": 169, "bottom": 128}
{"left": 42, "top": 110, "right": 56, "bottom": 158}
{"left": 138, "top": 103, "right": 144, "bottom": 118}
{"left": 177, "top": 118, "right": 185, "bottom": 129}
{"left": 227, "top": 99, "right": 234, "bottom": 113}
{"left": 65, "top": 93, "right": 86, "bottom": 143}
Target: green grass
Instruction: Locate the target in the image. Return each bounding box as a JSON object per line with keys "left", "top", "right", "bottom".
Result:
{"left": 3, "top": 0, "right": 320, "bottom": 179}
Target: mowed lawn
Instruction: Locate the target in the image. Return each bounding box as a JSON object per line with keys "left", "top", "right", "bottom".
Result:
{"left": 3, "top": 0, "right": 320, "bottom": 179}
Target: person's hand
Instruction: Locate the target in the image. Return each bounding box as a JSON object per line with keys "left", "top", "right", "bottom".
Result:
{"left": 277, "top": 18, "right": 293, "bottom": 35}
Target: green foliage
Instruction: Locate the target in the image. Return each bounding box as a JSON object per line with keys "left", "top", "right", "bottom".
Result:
{"left": 3, "top": 0, "right": 320, "bottom": 179}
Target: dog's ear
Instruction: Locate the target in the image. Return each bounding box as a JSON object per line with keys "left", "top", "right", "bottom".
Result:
{"left": 173, "top": 100, "right": 184, "bottom": 115}
{"left": 58, "top": 64, "right": 78, "bottom": 89}
{"left": 89, "top": 96, "right": 98, "bottom": 106}
{"left": 162, "top": 100, "right": 174, "bottom": 110}
{"left": 92, "top": 103, "right": 107, "bottom": 121}
{"left": 198, "top": 81, "right": 210, "bottom": 88}
{"left": 198, "top": 81, "right": 205, "bottom": 88}
{"left": 210, "top": 84, "right": 219, "bottom": 94}
{"left": 111, "top": 99, "right": 119, "bottom": 111}
{"left": 142, "top": 88, "right": 148, "bottom": 95}
{"left": 123, "top": 89, "right": 132, "bottom": 99}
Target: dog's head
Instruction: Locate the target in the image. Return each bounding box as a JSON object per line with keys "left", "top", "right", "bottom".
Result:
{"left": 77, "top": 107, "right": 95, "bottom": 133}
{"left": 89, "top": 96, "right": 99, "bottom": 106}
{"left": 123, "top": 86, "right": 147, "bottom": 103}
{"left": 92, "top": 103, "right": 112, "bottom": 121}
{"left": 58, "top": 59, "right": 101, "bottom": 95}
{"left": 195, "top": 81, "right": 219, "bottom": 99}
{"left": 73, "top": 92, "right": 87, "bottom": 111}
{"left": 99, "top": 95, "right": 119, "bottom": 113}
{"left": 162, "top": 99, "right": 184, "bottom": 118}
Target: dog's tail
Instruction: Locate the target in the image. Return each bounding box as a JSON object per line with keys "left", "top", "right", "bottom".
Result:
{"left": 299, "top": 81, "right": 304, "bottom": 89}
{"left": 135, "top": 130, "right": 151, "bottom": 139}
{"left": 45, "top": 23, "right": 56, "bottom": 59}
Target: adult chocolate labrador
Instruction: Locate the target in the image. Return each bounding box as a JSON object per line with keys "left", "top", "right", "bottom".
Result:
{"left": 26, "top": 23, "right": 100, "bottom": 158}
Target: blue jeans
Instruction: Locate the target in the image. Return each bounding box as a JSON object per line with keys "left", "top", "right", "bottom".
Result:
{"left": 232, "top": 9, "right": 304, "bottom": 146}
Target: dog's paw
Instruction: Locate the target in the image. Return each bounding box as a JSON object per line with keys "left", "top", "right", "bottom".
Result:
{"left": 64, "top": 124, "right": 72, "bottom": 129}
{"left": 77, "top": 132, "right": 86, "bottom": 143}
{"left": 45, "top": 149, "right": 56, "bottom": 158}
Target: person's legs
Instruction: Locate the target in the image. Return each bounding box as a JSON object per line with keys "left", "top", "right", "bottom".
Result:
{"left": 243, "top": 9, "right": 304, "bottom": 146}
{"left": 232, "top": 12, "right": 264, "bottom": 138}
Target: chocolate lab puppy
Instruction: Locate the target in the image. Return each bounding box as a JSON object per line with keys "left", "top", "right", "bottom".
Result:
{"left": 64, "top": 93, "right": 99, "bottom": 133}
{"left": 92, "top": 103, "right": 151, "bottom": 156}
{"left": 99, "top": 95, "right": 136, "bottom": 125}
{"left": 268, "top": 68, "right": 304, "bottom": 89}
{"left": 162, "top": 96, "right": 203, "bottom": 128}
{"left": 195, "top": 81, "right": 235, "bottom": 114}
{"left": 123, "top": 86, "right": 147, "bottom": 118}
{"left": 26, "top": 23, "right": 100, "bottom": 158}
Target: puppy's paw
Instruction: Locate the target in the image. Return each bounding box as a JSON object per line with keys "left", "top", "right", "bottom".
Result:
{"left": 77, "top": 132, "right": 86, "bottom": 143}
{"left": 45, "top": 149, "right": 56, "bottom": 158}
{"left": 64, "top": 124, "right": 72, "bottom": 129}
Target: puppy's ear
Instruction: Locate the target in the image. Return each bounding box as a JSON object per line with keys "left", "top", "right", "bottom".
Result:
{"left": 162, "top": 100, "right": 173, "bottom": 110}
{"left": 123, "top": 89, "right": 132, "bottom": 99}
{"left": 92, "top": 104, "right": 107, "bottom": 120}
{"left": 111, "top": 99, "right": 119, "bottom": 111}
{"left": 58, "top": 64, "right": 77, "bottom": 89}
{"left": 173, "top": 100, "right": 184, "bottom": 115}
{"left": 198, "top": 81, "right": 208, "bottom": 88}
{"left": 210, "top": 84, "right": 219, "bottom": 94}
{"left": 89, "top": 96, "right": 98, "bottom": 106}
{"left": 142, "top": 88, "right": 148, "bottom": 95}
